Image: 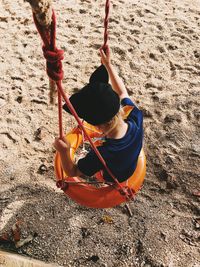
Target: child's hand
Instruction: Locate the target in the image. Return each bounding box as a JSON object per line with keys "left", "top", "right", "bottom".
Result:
{"left": 53, "top": 137, "right": 70, "bottom": 154}
{"left": 100, "top": 45, "right": 111, "bottom": 67}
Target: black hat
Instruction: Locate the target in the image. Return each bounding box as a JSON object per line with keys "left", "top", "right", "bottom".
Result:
{"left": 89, "top": 64, "right": 109, "bottom": 84}
{"left": 63, "top": 64, "right": 120, "bottom": 125}
{"left": 63, "top": 82, "right": 120, "bottom": 125}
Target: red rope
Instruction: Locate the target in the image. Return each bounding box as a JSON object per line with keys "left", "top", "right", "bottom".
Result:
{"left": 102, "top": 0, "right": 110, "bottom": 53}
{"left": 32, "top": 7, "right": 134, "bottom": 201}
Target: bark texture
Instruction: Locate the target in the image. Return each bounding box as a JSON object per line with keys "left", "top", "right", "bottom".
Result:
{"left": 25, "top": 0, "right": 52, "bottom": 27}
{"left": 25, "top": 0, "right": 56, "bottom": 104}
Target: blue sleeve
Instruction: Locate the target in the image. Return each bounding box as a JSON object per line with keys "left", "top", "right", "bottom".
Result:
{"left": 121, "top": 98, "right": 143, "bottom": 128}
{"left": 77, "top": 150, "right": 103, "bottom": 177}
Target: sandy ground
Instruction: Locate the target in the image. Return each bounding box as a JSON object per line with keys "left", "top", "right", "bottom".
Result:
{"left": 0, "top": 0, "right": 200, "bottom": 266}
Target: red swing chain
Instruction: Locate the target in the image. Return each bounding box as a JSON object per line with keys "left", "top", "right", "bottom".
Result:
{"left": 32, "top": 4, "right": 135, "bottom": 201}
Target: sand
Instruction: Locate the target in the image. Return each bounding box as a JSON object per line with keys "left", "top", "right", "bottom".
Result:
{"left": 0, "top": 0, "right": 200, "bottom": 266}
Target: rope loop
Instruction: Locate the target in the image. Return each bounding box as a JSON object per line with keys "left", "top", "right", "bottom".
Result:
{"left": 56, "top": 180, "right": 69, "bottom": 191}
{"left": 118, "top": 186, "right": 136, "bottom": 201}
{"left": 33, "top": 10, "right": 64, "bottom": 82}
{"left": 42, "top": 46, "right": 64, "bottom": 81}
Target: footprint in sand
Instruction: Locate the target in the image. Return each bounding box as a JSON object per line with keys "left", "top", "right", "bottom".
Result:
{"left": 157, "top": 46, "right": 166, "bottom": 53}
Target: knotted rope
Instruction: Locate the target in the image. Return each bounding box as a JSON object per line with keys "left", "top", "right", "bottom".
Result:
{"left": 42, "top": 47, "right": 64, "bottom": 81}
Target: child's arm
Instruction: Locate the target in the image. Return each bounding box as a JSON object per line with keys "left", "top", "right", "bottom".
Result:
{"left": 53, "top": 137, "right": 82, "bottom": 177}
{"left": 100, "top": 47, "right": 129, "bottom": 99}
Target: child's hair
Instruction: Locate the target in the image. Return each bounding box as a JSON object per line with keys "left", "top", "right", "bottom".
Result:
{"left": 98, "top": 108, "right": 124, "bottom": 132}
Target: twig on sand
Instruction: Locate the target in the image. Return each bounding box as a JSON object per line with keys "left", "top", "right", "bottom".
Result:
{"left": 25, "top": 0, "right": 57, "bottom": 104}
{"left": 125, "top": 203, "right": 133, "bottom": 217}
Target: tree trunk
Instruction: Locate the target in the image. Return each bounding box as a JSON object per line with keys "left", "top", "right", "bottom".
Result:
{"left": 25, "top": 0, "right": 52, "bottom": 27}
{"left": 25, "top": 0, "right": 57, "bottom": 104}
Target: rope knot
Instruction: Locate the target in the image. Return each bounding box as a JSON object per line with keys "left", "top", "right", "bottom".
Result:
{"left": 56, "top": 180, "right": 68, "bottom": 191}
{"left": 118, "top": 186, "right": 136, "bottom": 201}
{"left": 42, "top": 46, "right": 64, "bottom": 81}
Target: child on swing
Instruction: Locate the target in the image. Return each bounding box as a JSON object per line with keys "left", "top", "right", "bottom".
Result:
{"left": 53, "top": 46, "right": 143, "bottom": 183}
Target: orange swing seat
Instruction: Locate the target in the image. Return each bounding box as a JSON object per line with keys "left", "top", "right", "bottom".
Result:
{"left": 54, "top": 107, "right": 146, "bottom": 208}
